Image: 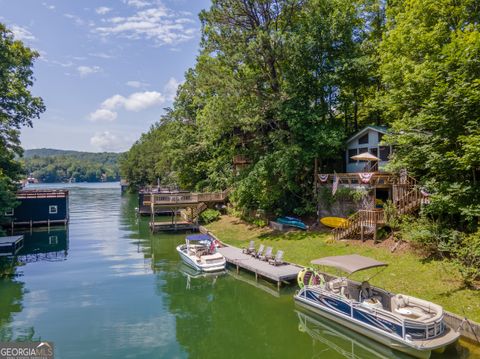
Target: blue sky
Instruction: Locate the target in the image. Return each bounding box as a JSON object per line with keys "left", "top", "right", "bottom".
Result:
{"left": 1, "top": 0, "right": 211, "bottom": 152}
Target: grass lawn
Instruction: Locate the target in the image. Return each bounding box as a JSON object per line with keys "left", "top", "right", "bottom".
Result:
{"left": 206, "top": 215, "right": 480, "bottom": 322}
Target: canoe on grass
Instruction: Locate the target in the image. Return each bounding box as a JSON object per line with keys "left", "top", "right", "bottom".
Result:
{"left": 276, "top": 217, "right": 307, "bottom": 230}
{"left": 320, "top": 217, "right": 348, "bottom": 229}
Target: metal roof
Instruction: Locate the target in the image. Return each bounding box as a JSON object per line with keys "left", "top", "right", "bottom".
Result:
{"left": 346, "top": 126, "right": 388, "bottom": 144}
{"left": 311, "top": 254, "right": 387, "bottom": 274}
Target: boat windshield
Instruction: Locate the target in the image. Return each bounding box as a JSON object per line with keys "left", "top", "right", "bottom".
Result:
{"left": 186, "top": 234, "right": 213, "bottom": 242}
{"left": 310, "top": 254, "right": 387, "bottom": 275}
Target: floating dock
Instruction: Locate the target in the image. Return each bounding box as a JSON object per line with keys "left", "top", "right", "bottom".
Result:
{"left": 217, "top": 245, "right": 303, "bottom": 289}
{"left": 0, "top": 235, "right": 24, "bottom": 256}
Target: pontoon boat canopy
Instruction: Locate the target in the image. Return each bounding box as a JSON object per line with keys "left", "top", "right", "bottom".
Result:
{"left": 186, "top": 234, "right": 213, "bottom": 242}
{"left": 311, "top": 254, "right": 387, "bottom": 274}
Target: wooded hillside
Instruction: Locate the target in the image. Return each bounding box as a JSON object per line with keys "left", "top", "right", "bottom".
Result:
{"left": 23, "top": 149, "right": 121, "bottom": 183}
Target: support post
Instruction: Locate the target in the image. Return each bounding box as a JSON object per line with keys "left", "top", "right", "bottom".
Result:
{"left": 236, "top": 265, "right": 239, "bottom": 274}
{"left": 277, "top": 281, "right": 281, "bottom": 291}
{"left": 255, "top": 272, "right": 258, "bottom": 282}
{"left": 360, "top": 224, "right": 364, "bottom": 241}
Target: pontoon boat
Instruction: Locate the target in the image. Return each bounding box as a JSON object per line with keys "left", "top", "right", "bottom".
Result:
{"left": 294, "top": 254, "right": 459, "bottom": 359}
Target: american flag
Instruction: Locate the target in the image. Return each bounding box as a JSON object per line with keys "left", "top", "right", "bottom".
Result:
{"left": 332, "top": 171, "right": 339, "bottom": 196}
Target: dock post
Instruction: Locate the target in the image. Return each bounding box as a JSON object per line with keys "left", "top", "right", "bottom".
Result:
{"left": 255, "top": 272, "right": 258, "bottom": 282}
{"left": 30, "top": 220, "right": 32, "bottom": 230}
{"left": 277, "top": 281, "right": 281, "bottom": 291}
{"left": 236, "top": 265, "right": 239, "bottom": 274}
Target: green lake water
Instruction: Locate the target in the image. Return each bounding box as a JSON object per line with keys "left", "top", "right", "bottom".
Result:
{"left": 0, "top": 183, "right": 477, "bottom": 358}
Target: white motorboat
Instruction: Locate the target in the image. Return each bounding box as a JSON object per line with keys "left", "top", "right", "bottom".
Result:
{"left": 294, "top": 254, "right": 460, "bottom": 359}
{"left": 176, "top": 234, "right": 226, "bottom": 272}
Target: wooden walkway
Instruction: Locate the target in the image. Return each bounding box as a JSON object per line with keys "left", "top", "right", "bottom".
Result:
{"left": 217, "top": 245, "right": 302, "bottom": 289}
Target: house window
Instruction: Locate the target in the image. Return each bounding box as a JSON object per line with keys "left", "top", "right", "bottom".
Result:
{"left": 370, "top": 148, "right": 378, "bottom": 157}
{"left": 378, "top": 132, "right": 384, "bottom": 143}
{"left": 49, "top": 205, "right": 58, "bottom": 214}
{"left": 379, "top": 146, "right": 391, "bottom": 161}
{"left": 359, "top": 147, "right": 369, "bottom": 154}
{"left": 358, "top": 133, "right": 369, "bottom": 145}
{"left": 4, "top": 208, "right": 14, "bottom": 216}
{"left": 348, "top": 149, "right": 357, "bottom": 163}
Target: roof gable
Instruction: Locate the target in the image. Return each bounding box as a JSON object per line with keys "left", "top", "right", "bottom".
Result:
{"left": 347, "top": 126, "right": 388, "bottom": 144}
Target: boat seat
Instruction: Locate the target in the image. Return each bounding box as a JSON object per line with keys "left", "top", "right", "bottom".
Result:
{"left": 391, "top": 294, "right": 440, "bottom": 322}
{"left": 328, "top": 278, "right": 349, "bottom": 298}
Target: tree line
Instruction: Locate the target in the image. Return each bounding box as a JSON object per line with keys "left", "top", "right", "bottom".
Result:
{"left": 22, "top": 149, "right": 121, "bottom": 183}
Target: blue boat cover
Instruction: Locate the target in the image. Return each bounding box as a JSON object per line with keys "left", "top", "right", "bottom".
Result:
{"left": 186, "top": 234, "right": 213, "bottom": 242}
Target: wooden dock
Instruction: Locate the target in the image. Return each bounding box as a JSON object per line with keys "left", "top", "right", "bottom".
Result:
{"left": 0, "top": 235, "right": 24, "bottom": 256}
{"left": 217, "top": 245, "right": 302, "bottom": 289}
{"left": 149, "top": 221, "right": 198, "bottom": 232}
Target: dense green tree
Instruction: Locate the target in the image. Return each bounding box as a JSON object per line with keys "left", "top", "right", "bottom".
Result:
{"left": 381, "top": 0, "right": 480, "bottom": 229}
{"left": 0, "top": 23, "right": 45, "bottom": 227}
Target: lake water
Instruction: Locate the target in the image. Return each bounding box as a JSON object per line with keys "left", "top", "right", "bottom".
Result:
{"left": 0, "top": 183, "right": 476, "bottom": 358}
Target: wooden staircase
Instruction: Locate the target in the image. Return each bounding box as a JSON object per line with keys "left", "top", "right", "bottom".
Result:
{"left": 332, "top": 174, "right": 423, "bottom": 241}
{"left": 180, "top": 202, "right": 208, "bottom": 223}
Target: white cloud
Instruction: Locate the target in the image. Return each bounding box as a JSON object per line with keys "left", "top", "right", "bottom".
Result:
{"left": 89, "top": 109, "right": 117, "bottom": 122}
{"left": 95, "top": 6, "right": 112, "bottom": 15}
{"left": 126, "top": 80, "right": 149, "bottom": 88}
{"left": 90, "top": 131, "right": 129, "bottom": 152}
{"left": 94, "top": 5, "right": 197, "bottom": 46}
{"left": 101, "top": 91, "right": 165, "bottom": 111}
{"left": 64, "top": 13, "right": 85, "bottom": 26}
{"left": 42, "top": 2, "right": 55, "bottom": 10}
{"left": 10, "top": 25, "right": 36, "bottom": 41}
{"left": 125, "top": 0, "right": 151, "bottom": 8}
{"left": 163, "top": 77, "right": 181, "bottom": 101}
{"left": 77, "top": 65, "right": 101, "bottom": 76}
{"left": 89, "top": 90, "right": 165, "bottom": 122}
{"left": 89, "top": 52, "right": 115, "bottom": 59}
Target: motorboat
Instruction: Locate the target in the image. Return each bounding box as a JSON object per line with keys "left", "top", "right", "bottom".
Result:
{"left": 176, "top": 234, "right": 226, "bottom": 272}
{"left": 294, "top": 254, "right": 460, "bottom": 359}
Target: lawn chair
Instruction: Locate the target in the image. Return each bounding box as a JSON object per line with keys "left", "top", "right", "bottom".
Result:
{"left": 252, "top": 244, "right": 264, "bottom": 258}
{"left": 242, "top": 240, "right": 255, "bottom": 255}
{"left": 268, "top": 250, "right": 284, "bottom": 266}
{"left": 259, "top": 246, "right": 273, "bottom": 261}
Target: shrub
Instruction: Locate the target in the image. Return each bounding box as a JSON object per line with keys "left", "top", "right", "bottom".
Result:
{"left": 199, "top": 209, "right": 221, "bottom": 224}
{"left": 399, "top": 216, "right": 462, "bottom": 257}
{"left": 453, "top": 230, "right": 480, "bottom": 288}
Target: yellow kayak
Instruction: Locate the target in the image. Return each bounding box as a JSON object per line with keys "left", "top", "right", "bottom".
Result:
{"left": 320, "top": 217, "right": 348, "bottom": 229}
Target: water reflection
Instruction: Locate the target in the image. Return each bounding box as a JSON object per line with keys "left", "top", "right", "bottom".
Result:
{"left": 17, "top": 228, "right": 69, "bottom": 263}
{"left": 296, "top": 309, "right": 410, "bottom": 359}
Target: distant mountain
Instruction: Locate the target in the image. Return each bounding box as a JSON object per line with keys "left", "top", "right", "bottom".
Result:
{"left": 21, "top": 148, "right": 123, "bottom": 183}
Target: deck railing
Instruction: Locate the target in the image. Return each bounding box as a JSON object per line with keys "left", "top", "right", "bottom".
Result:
{"left": 333, "top": 209, "right": 384, "bottom": 241}
{"left": 16, "top": 190, "right": 69, "bottom": 199}
{"left": 317, "top": 172, "right": 395, "bottom": 186}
